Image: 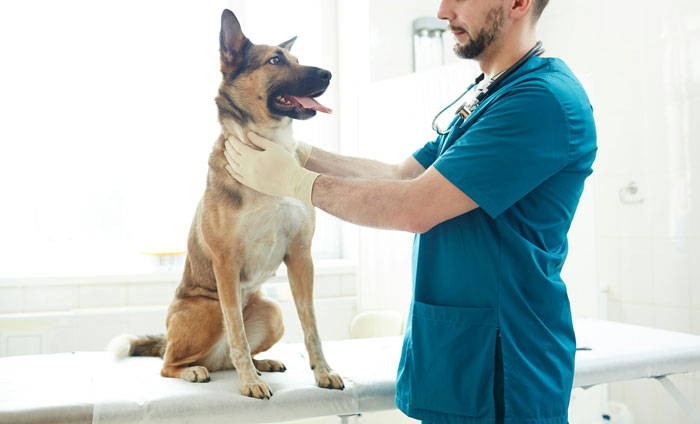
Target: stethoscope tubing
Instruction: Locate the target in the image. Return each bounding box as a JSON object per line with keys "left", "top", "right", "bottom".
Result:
{"left": 431, "top": 41, "right": 545, "bottom": 135}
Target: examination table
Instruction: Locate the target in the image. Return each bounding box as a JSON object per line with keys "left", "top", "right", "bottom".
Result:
{"left": 1, "top": 319, "right": 700, "bottom": 423}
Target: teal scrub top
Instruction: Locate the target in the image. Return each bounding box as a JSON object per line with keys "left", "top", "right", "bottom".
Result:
{"left": 395, "top": 57, "right": 597, "bottom": 424}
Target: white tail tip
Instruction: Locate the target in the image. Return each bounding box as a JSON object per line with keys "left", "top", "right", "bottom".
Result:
{"left": 107, "top": 334, "right": 133, "bottom": 359}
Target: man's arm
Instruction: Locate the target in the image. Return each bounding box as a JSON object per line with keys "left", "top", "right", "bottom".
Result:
{"left": 311, "top": 165, "right": 479, "bottom": 233}
{"left": 225, "top": 133, "right": 476, "bottom": 232}
{"left": 305, "top": 145, "right": 425, "bottom": 180}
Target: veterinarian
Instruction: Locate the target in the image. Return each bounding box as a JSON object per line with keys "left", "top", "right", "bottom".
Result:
{"left": 225, "top": 0, "right": 597, "bottom": 422}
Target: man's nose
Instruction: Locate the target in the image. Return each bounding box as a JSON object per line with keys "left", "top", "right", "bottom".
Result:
{"left": 437, "top": 0, "right": 454, "bottom": 21}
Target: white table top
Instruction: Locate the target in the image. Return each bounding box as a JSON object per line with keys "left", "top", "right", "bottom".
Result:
{"left": 1, "top": 319, "right": 700, "bottom": 423}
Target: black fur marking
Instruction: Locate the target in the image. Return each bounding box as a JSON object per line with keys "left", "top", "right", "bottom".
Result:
{"left": 216, "top": 90, "right": 249, "bottom": 124}
{"left": 130, "top": 334, "right": 167, "bottom": 358}
{"left": 219, "top": 180, "right": 244, "bottom": 209}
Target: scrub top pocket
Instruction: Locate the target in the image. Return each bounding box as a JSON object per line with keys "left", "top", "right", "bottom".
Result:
{"left": 404, "top": 300, "right": 498, "bottom": 419}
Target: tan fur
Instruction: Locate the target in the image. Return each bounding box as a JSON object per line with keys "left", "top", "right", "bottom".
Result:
{"left": 152, "top": 10, "right": 343, "bottom": 399}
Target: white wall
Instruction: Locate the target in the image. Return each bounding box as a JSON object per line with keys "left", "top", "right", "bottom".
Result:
{"left": 537, "top": 0, "right": 700, "bottom": 423}
{"left": 0, "top": 263, "right": 357, "bottom": 356}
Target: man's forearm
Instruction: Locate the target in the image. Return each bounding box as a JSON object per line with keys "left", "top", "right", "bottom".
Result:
{"left": 311, "top": 175, "right": 419, "bottom": 233}
{"left": 305, "top": 146, "right": 399, "bottom": 179}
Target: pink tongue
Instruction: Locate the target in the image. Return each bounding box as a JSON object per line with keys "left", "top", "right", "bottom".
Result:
{"left": 291, "top": 96, "right": 333, "bottom": 114}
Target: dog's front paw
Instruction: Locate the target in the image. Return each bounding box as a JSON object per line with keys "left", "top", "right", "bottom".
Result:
{"left": 240, "top": 377, "right": 273, "bottom": 399}
{"left": 314, "top": 367, "right": 344, "bottom": 390}
{"left": 253, "top": 358, "right": 286, "bottom": 373}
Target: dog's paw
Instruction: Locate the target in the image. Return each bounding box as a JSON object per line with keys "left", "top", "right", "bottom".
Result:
{"left": 181, "top": 366, "right": 211, "bottom": 383}
{"left": 253, "top": 358, "right": 287, "bottom": 373}
{"left": 314, "top": 367, "right": 345, "bottom": 390}
{"left": 240, "top": 377, "right": 273, "bottom": 399}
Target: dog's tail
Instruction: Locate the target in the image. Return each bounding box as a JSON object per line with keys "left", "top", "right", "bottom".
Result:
{"left": 108, "top": 334, "right": 167, "bottom": 359}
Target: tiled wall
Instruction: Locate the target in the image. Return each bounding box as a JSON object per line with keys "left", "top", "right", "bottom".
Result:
{"left": 0, "top": 263, "right": 357, "bottom": 357}
{"left": 538, "top": 0, "right": 700, "bottom": 422}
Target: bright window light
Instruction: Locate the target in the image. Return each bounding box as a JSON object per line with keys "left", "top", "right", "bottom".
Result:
{"left": 0, "top": 0, "right": 340, "bottom": 278}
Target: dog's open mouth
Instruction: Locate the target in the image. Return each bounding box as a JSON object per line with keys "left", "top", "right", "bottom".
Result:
{"left": 273, "top": 92, "right": 332, "bottom": 114}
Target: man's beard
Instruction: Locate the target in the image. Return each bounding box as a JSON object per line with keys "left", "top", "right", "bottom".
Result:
{"left": 453, "top": 7, "right": 505, "bottom": 59}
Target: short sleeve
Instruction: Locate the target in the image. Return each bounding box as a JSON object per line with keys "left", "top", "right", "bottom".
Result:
{"left": 413, "top": 114, "right": 464, "bottom": 169}
{"left": 413, "top": 138, "right": 440, "bottom": 169}
{"left": 433, "top": 81, "right": 570, "bottom": 219}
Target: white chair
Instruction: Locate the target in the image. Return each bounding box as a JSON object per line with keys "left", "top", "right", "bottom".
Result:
{"left": 349, "top": 310, "right": 404, "bottom": 339}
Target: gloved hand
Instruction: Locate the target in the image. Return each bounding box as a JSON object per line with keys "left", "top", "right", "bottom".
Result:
{"left": 296, "top": 140, "right": 313, "bottom": 168}
{"left": 224, "top": 132, "right": 319, "bottom": 204}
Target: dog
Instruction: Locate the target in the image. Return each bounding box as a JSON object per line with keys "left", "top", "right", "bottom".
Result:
{"left": 108, "top": 9, "right": 343, "bottom": 399}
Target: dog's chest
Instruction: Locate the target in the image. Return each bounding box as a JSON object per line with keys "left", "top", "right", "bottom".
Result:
{"left": 238, "top": 196, "right": 310, "bottom": 295}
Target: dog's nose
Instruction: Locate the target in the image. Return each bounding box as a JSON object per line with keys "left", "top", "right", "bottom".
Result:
{"left": 317, "top": 69, "right": 332, "bottom": 81}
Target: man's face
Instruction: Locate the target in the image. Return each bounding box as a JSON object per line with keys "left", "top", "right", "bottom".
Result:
{"left": 438, "top": 0, "right": 506, "bottom": 60}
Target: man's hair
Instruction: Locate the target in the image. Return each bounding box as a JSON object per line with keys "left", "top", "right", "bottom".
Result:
{"left": 531, "top": 0, "right": 550, "bottom": 22}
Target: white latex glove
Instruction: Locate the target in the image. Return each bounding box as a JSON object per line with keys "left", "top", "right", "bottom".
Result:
{"left": 224, "top": 132, "right": 319, "bottom": 204}
{"left": 296, "top": 140, "right": 313, "bottom": 167}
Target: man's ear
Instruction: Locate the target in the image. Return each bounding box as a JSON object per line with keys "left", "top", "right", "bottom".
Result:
{"left": 509, "top": 0, "right": 533, "bottom": 20}
{"left": 279, "top": 36, "right": 297, "bottom": 51}
{"left": 219, "top": 9, "right": 250, "bottom": 74}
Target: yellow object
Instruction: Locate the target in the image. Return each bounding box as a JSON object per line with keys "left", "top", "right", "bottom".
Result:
{"left": 140, "top": 250, "right": 187, "bottom": 256}
{"left": 224, "top": 132, "right": 319, "bottom": 204}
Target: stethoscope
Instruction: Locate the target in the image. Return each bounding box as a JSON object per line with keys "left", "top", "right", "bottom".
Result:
{"left": 431, "top": 41, "right": 545, "bottom": 135}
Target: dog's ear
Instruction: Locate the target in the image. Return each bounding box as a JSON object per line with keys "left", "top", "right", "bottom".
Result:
{"left": 219, "top": 9, "right": 250, "bottom": 74}
{"left": 278, "top": 36, "right": 297, "bottom": 51}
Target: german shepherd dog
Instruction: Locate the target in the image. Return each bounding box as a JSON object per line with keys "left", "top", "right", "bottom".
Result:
{"left": 108, "top": 9, "right": 343, "bottom": 399}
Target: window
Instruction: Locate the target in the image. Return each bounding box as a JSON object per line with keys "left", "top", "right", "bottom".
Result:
{"left": 0, "top": 0, "right": 341, "bottom": 278}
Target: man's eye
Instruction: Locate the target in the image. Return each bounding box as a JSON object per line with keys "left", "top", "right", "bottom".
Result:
{"left": 268, "top": 56, "right": 281, "bottom": 65}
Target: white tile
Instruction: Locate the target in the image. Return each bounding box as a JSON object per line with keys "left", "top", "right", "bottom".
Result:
{"left": 619, "top": 238, "right": 654, "bottom": 303}
{"left": 597, "top": 175, "right": 653, "bottom": 238}
{"left": 690, "top": 239, "right": 700, "bottom": 308}
{"left": 313, "top": 275, "right": 342, "bottom": 298}
{"left": 620, "top": 302, "right": 655, "bottom": 328}
{"left": 686, "top": 99, "right": 700, "bottom": 180}
{"left": 75, "top": 314, "right": 129, "bottom": 351}
{"left": 4, "top": 334, "right": 44, "bottom": 356}
{"left": 23, "top": 286, "right": 79, "bottom": 313}
{"left": 0, "top": 288, "right": 23, "bottom": 314}
{"left": 46, "top": 327, "right": 77, "bottom": 354}
{"left": 608, "top": 381, "right": 627, "bottom": 406}
{"left": 126, "top": 283, "right": 174, "bottom": 306}
{"left": 689, "top": 173, "right": 700, "bottom": 240}
{"left": 653, "top": 305, "right": 692, "bottom": 333}
{"left": 340, "top": 274, "right": 356, "bottom": 296}
{"left": 651, "top": 238, "right": 690, "bottom": 307}
{"left": 607, "top": 299, "right": 623, "bottom": 322}
{"left": 624, "top": 378, "right": 659, "bottom": 424}
{"left": 696, "top": 380, "right": 700, "bottom": 423}
{"left": 598, "top": 237, "right": 622, "bottom": 300}
{"left": 74, "top": 324, "right": 126, "bottom": 352}
{"left": 647, "top": 172, "right": 691, "bottom": 238}
{"left": 79, "top": 284, "right": 127, "bottom": 308}
{"left": 127, "top": 309, "right": 167, "bottom": 335}
{"left": 691, "top": 308, "right": 700, "bottom": 336}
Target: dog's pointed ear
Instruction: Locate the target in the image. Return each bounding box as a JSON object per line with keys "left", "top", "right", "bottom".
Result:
{"left": 278, "top": 36, "right": 297, "bottom": 51}
{"left": 220, "top": 9, "right": 250, "bottom": 74}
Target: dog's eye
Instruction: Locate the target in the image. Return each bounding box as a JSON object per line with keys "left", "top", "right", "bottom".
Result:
{"left": 268, "top": 56, "right": 281, "bottom": 65}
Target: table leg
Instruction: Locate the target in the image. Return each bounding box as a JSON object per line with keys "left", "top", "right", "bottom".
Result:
{"left": 655, "top": 376, "right": 699, "bottom": 423}
{"left": 338, "top": 413, "right": 360, "bottom": 424}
